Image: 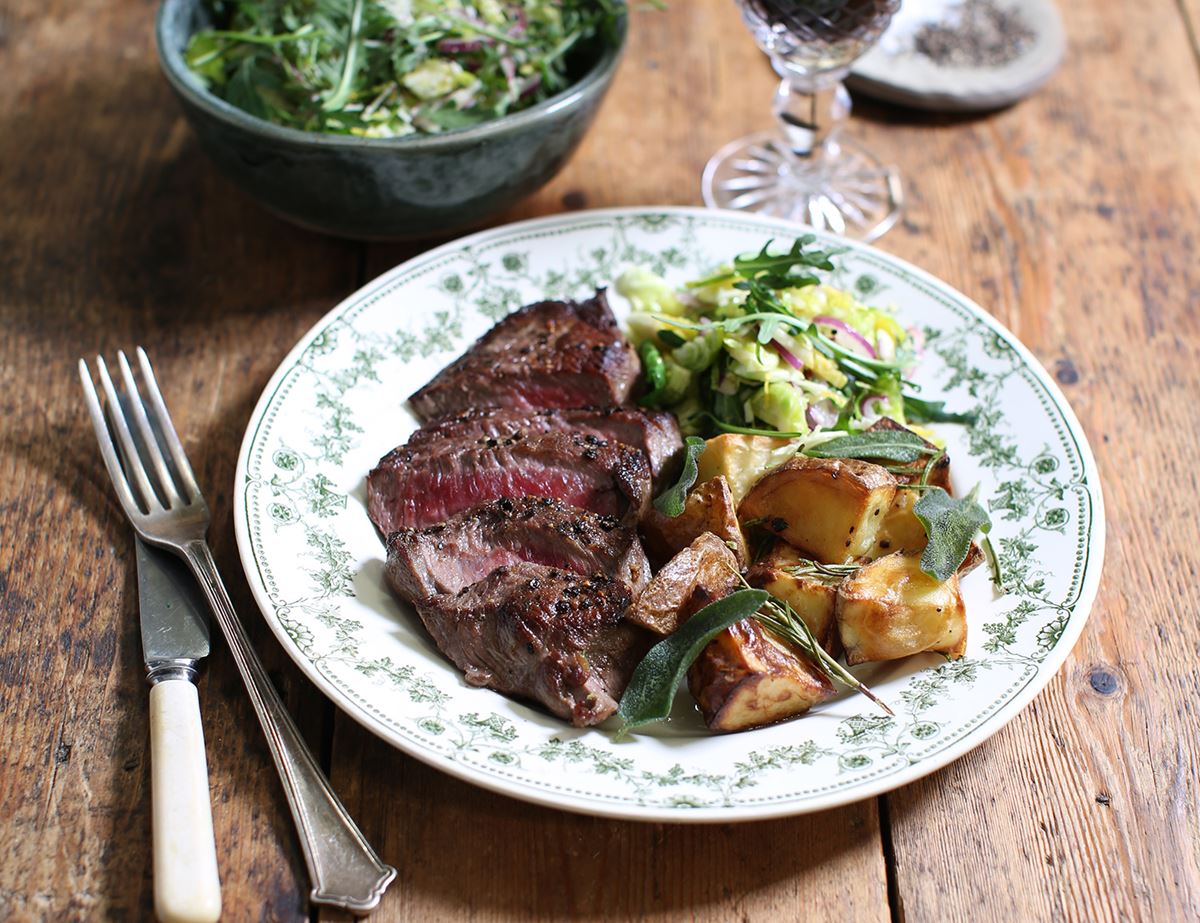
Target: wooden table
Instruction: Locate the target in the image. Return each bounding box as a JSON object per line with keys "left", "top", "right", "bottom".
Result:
{"left": 3, "top": 0, "right": 1198, "bottom": 919}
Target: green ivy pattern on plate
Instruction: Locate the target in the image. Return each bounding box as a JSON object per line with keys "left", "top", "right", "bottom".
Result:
{"left": 237, "top": 210, "right": 1102, "bottom": 816}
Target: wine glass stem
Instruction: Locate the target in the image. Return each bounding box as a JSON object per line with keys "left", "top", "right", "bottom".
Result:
{"left": 772, "top": 75, "right": 851, "bottom": 162}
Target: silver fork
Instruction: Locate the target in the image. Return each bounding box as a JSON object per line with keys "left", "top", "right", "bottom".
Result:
{"left": 80, "top": 348, "right": 396, "bottom": 915}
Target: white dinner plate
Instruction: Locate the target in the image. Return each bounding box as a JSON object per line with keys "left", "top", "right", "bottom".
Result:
{"left": 234, "top": 207, "right": 1104, "bottom": 822}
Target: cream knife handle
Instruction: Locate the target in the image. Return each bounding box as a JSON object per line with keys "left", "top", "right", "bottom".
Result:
{"left": 149, "top": 676, "right": 222, "bottom": 923}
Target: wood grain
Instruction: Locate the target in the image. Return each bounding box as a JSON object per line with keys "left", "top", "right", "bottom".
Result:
{"left": 0, "top": 0, "right": 357, "bottom": 918}
{"left": 3, "top": 0, "right": 1200, "bottom": 920}
{"left": 858, "top": 0, "right": 1200, "bottom": 919}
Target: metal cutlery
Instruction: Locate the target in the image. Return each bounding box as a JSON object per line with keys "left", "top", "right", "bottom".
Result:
{"left": 136, "top": 536, "right": 221, "bottom": 923}
{"left": 80, "top": 348, "right": 396, "bottom": 915}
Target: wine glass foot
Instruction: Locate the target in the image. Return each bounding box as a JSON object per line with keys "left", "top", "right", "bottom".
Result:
{"left": 701, "top": 130, "right": 903, "bottom": 242}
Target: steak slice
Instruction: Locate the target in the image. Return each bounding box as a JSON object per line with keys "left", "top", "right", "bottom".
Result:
{"left": 385, "top": 496, "right": 652, "bottom": 603}
{"left": 408, "top": 290, "right": 639, "bottom": 421}
{"left": 367, "top": 430, "right": 652, "bottom": 535}
{"left": 407, "top": 563, "right": 651, "bottom": 726}
{"left": 409, "top": 406, "right": 684, "bottom": 486}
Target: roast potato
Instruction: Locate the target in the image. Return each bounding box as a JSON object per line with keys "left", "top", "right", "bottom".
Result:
{"left": 870, "top": 487, "right": 929, "bottom": 557}
{"left": 835, "top": 552, "right": 967, "bottom": 665}
{"left": 625, "top": 532, "right": 741, "bottom": 635}
{"left": 739, "top": 456, "right": 898, "bottom": 564}
{"left": 747, "top": 541, "right": 838, "bottom": 651}
{"left": 688, "top": 617, "right": 836, "bottom": 732}
{"left": 641, "top": 475, "right": 749, "bottom": 567}
{"left": 695, "top": 434, "right": 798, "bottom": 505}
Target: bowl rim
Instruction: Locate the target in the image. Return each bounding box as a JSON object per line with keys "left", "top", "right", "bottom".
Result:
{"left": 154, "top": 0, "right": 628, "bottom": 150}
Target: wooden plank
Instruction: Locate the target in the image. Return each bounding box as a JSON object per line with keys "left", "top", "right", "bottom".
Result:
{"left": 872, "top": 0, "right": 1200, "bottom": 919}
{"left": 0, "top": 0, "right": 363, "bottom": 918}
{"left": 349, "top": 4, "right": 891, "bottom": 921}
{"left": 323, "top": 717, "right": 889, "bottom": 923}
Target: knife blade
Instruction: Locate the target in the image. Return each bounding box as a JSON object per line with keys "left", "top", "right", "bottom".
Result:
{"left": 137, "top": 537, "right": 210, "bottom": 668}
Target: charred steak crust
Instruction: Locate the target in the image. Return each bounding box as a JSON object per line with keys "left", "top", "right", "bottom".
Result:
{"left": 409, "top": 405, "right": 684, "bottom": 486}
{"left": 385, "top": 496, "right": 652, "bottom": 603}
{"left": 409, "top": 563, "right": 651, "bottom": 726}
{"left": 367, "top": 430, "right": 652, "bottom": 535}
{"left": 407, "top": 290, "right": 639, "bottom": 421}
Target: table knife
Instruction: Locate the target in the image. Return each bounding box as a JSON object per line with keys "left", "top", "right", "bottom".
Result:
{"left": 137, "top": 536, "right": 222, "bottom": 923}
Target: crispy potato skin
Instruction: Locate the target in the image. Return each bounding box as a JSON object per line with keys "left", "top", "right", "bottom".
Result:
{"left": 835, "top": 552, "right": 967, "bottom": 665}
{"left": 739, "top": 456, "right": 897, "bottom": 564}
{"left": 640, "top": 476, "right": 749, "bottom": 567}
{"left": 625, "top": 532, "right": 740, "bottom": 635}
{"left": 747, "top": 541, "right": 838, "bottom": 652}
{"left": 696, "top": 434, "right": 796, "bottom": 505}
{"left": 688, "top": 618, "right": 836, "bottom": 732}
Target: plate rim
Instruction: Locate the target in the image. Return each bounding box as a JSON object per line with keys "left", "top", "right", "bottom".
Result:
{"left": 233, "top": 205, "right": 1106, "bottom": 823}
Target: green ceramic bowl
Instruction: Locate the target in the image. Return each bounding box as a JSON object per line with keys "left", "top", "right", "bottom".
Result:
{"left": 155, "top": 0, "right": 627, "bottom": 239}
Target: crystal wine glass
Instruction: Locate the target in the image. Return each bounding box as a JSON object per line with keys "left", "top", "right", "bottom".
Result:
{"left": 703, "top": 0, "right": 903, "bottom": 241}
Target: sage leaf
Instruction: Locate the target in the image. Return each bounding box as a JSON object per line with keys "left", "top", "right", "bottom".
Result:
{"left": 617, "top": 589, "right": 769, "bottom": 735}
{"left": 913, "top": 486, "right": 991, "bottom": 581}
{"left": 804, "top": 430, "right": 936, "bottom": 463}
{"left": 652, "top": 436, "right": 706, "bottom": 517}
{"left": 903, "top": 394, "right": 978, "bottom": 425}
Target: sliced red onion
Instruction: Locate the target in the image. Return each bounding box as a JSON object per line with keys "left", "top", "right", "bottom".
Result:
{"left": 813, "top": 315, "right": 876, "bottom": 359}
{"left": 436, "top": 38, "right": 488, "bottom": 53}
{"left": 500, "top": 55, "right": 517, "bottom": 98}
{"left": 771, "top": 337, "right": 805, "bottom": 371}
{"left": 806, "top": 398, "right": 839, "bottom": 431}
{"left": 860, "top": 393, "right": 889, "bottom": 419}
{"left": 518, "top": 73, "right": 542, "bottom": 100}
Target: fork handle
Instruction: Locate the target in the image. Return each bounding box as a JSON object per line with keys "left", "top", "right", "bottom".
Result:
{"left": 181, "top": 540, "right": 396, "bottom": 914}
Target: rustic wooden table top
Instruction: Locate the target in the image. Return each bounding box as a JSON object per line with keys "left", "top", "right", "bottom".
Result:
{"left": 3, "top": 0, "right": 1199, "bottom": 920}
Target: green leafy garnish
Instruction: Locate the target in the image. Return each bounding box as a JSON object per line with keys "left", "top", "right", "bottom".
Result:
{"left": 913, "top": 486, "right": 992, "bottom": 580}
{"left": 689, "top": 236, "right": 846, "bottom": 289}
{"left": 803, "top": 430, "right": 939, "bottom": 463}
{"left": 652, "top": 436, "right": 705, "bottom": 517}
{"left": 184, "top": 0, "right": 627, "bottom": 137}
{"left": 902, "top": 395, "right": 979, "bottom": 425}
{"left": 617, "top": 589, "right": 769, "bottom": 735}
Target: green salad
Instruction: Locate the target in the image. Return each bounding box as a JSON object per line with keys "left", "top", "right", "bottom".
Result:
{"left": 185, "top": 0, "right": 624, "bottom": 137}
{"left": 617, "top": 236, "right": 975, "bottom": 439}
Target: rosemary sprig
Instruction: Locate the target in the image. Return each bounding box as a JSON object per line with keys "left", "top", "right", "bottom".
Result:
{"left": 753, "top": 593, "right": 893, "bottom": 716}
{"left": 781, "top": 558, "right": 861, "bottom": 584}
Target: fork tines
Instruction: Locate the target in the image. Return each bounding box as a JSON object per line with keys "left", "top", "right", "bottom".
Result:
{"left": 79, "top": 348, "right": 202, "bottom": 522}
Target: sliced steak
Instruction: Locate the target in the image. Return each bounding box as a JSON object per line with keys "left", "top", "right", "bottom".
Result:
{"left": 367, "top": 430, "right": 652, "bottom": 535}
{"left": 408, "top": 291, "right": 639, "bottom": 421}
{"left": 385, "top": 496, "right": 652, "bottom": 603}
{"left": 407, "top": 563, "right": 651, "bottom": 726}
{"left": 409, "top": 405, "right": 684, "bottom": 486}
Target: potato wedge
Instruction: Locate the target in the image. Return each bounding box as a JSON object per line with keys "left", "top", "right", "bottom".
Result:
{"left": 871, "top": 487, "right": 929, "bottom": 557}
{"left": 688, "top": 617, "right": 836, "bottom": 732}
{"left": 739, "top": 456, "right": 897, "bottom": 563}
{"left": 747, "top": 541, "right": 838, "bottom": 651}
{"left": 695, "top": 434, "right": 797, "bottom": 505}
{"left": 835, "top": 552, "right": 967, "bottom": 665}
{"left": 641, "top": 475, "right": 749, "bottom": 567}
{"left": 625, "top": 533, "right": 741, "bottom": 635}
